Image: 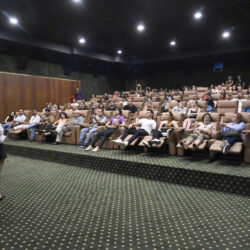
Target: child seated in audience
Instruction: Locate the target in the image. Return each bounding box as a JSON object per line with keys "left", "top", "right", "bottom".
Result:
{"left": 180, "top": 113, "right": 216, "bottom": 150}
{"left": 143, "top": 111, "right": 178, "bottom": 148}
{"left": 219, "top": 113, "right": 245, "bottom": 154}
{"left": 183, "top": 101, "right": 199, "bottom": 129}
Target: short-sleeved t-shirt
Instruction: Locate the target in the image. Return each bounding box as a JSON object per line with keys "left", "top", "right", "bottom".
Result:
{"left": 109, "top": 116, "right": 125, "bottom": 125}
{"left": 139, "top": 118, "right": 157, "bottom": 134}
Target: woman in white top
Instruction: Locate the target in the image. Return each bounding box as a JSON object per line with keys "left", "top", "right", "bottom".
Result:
{"left": 0, "top": 116, "right": 7, "bottom": 200}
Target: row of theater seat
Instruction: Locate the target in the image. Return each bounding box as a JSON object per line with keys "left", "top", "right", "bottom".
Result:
{"left": 10, "top": 109, "right": 250, "bottom": 163}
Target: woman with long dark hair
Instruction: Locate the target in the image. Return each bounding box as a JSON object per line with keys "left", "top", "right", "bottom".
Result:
{"left": 0, "top": 115, "right": 7, "bottom": 200}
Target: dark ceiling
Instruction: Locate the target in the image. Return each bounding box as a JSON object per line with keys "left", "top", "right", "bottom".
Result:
{"left": 0, "top": 0, "right": 250, "bottom": 64}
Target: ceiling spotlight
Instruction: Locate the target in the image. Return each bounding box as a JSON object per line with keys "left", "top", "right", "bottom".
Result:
{"left": 117, "top": 50, "right": 123, "bottom": 55}
{"left": 9, "top": 17, "right": 18, "bottom": 25}
{"left": 222, "top": 31, "right": 230, "bottom": 38}
{"left": 137, "top": 24, "right": 145, "bottom": 32}
{"left": 72, "top": 0, "right": 81, "bottom": 3}
{"left": 79, "top": 38, "right": 86, "bottom": 44}
{"left": 194, "top": 11, "right": 202, "bottom": 19}
{"left": 170, "top": 41, "right": 176, "bottom": 46}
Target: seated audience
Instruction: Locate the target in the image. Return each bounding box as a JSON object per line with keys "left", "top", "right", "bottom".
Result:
{"left": 3, "top": 112, "right": 16, "bottom": 136}
{"left": 11, "top": 110, "right": 40, "bottom": 142}
{"left": 71, "top": 98, "right": 79, "bottom": 108}
{"left": 65, "top": 103, "right": 73, "bottom": 112}
{"left": 232, "top": 93, "right": 248, "bottom": 112}
{"left": 225, "top": 75, "right": 233, "bottom": 89}
{"left": 162, "top": 99, "right": 170, "bottom": 112}
{"left": 53, "top": 110, "right": 84, "bottom": 145}
{"left": 172, "top": 101, "right": 188, "bottom": 115}
{"left": 235, "top": 75, "right": 245, "bottom": 89}
{"left": 219, "top": 113, "right": 245, "bottom": 154}
{"left": 36, "top": 108, "right": 55, "bottom": 134}
{"left": 123, "top": 99, "right": 138, "bottom": 114}
{"left": 75, "top": 87, "right": 83, "bottom": 100}
{"left": 79, "top": 103, "right": 87, "bottom": 110}
{"left": 85, "top": 108, "right": 125, "bottom": 152}
{"left": 180, "top": 113, "right": 216, "bottom": 150}
{"left": 103, "top": 93, "right": 109, "bottom": 101}
{"left": 78, "top": 109, "right": 107, "bottom": 148}
{"left": 143, "top": 111, "right": 178, "bottom": 148}
{"left": 113, "top": 110, "right": 156, "bottom": 147}
{"left": 205, "top": 93, "right": 214, "bottom": 112}
{"left": 106, "top": 100, "right": 116, "bottom": 111}
{"left": 143, "top": 103, "right": 152, "bottom": 111}
{"left": 183, "top": 101, "right": 199, "bottom": 129}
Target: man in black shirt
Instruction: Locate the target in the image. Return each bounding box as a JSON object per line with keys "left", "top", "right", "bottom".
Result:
{"left": 106, "top": 100, "right": 116, "bottom": 111}
{"left": 123, "top": 99, "right": 138, "bottom": 114}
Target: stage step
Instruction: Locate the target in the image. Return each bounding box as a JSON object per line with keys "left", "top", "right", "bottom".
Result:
{"left": 5, "top": 140, "right": 250, "bottom": 196}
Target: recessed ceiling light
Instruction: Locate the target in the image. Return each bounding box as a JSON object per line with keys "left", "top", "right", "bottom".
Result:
{"left": 79, "top": 38, "right": 86, "bottom": 44}
{"left": 194, "top": 11, "right": 202, "bottom": 19}
{"left": 170, "top": 40, "right": 176, "bottom": 46}
{"left": 9, "top": 17, "right": 18, "bottom": 25}
{"left": 222, "top": 31, "right": 230, "bottom": 39}
{"left": 137, "top": 24, "right": 145, "bottom": 32}
{"left": 117, "top": 50, "right": 123, "bottom": 55}
{"left": 72, "top": 0, "right": 81, "bottom": 3}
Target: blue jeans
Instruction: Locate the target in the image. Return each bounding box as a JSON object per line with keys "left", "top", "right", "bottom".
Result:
{"left": 3, "top": 124, "right": 13, "bottom": 136}
{"left": 79, "top": 127, "right": 97, "bottom": 146}
{"left": 26, "top": 124, "right": 38, "bottom": 140}
{"left": 207, "top": 105, "right": 214, "bottom": 112}
{"left": 225, "top": 136, "right": 243, "bottom": 146}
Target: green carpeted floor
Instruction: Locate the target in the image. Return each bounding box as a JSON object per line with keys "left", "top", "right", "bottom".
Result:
{"left": 0, "top": 155, "right": 249, "bottom": 249}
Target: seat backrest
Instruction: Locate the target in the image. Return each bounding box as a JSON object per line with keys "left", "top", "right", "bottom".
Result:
{"left": 240, "top": 112, "right": 250, "bottom": 130}
{"left": 133, "top": 102, "right": 144, "bottom": 111}
{"left": 198, "top": 100, "right": 207, "bottom": 112}
{"left": 217, "top": 100, "right": 238, "bottom": 114}
{"left": 104, "top": 110, "right": 113, "bottom": 119}
{"left": 242, "top": 100, "right": 250, "bottom": 111}
{"left": 195, "top": 112, "right": 221, "bottom": 130}
{"left": 169, "top": 100, "right": 178, "bottom": 110}
{"left": 197, "top": 87, "right": 208, "bottom": 92}
{"left": 151, "top": 102, "right": 161, "bottom": 111}
{"left": 78, "top": 110, "right": 91, "bottom": 124}
{"left": 211, "top": 94, "right": 221, "bottom": 100}
{"left": 133, "top": 97, "right": 146, "bottom": 102}
{"left": 138, "top": 111, "right": 158, "bottom": 119}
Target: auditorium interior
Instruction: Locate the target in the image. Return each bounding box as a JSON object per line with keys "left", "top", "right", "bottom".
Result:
{"left": 0, "top": 0, "right": 250, "bottom": 249}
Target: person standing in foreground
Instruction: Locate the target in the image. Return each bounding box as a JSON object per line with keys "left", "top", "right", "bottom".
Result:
{"left": 0, "top": 115, "right": 7, "bottom": 201}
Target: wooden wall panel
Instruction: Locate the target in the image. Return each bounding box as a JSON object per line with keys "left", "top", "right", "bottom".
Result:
{"left": 0, "top": 72, "right": 80, "bottom": 121}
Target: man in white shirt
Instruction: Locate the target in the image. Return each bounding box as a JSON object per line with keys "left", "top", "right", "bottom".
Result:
{"left": 172, "top": 101, "right": 188, "bottom": 115}
{"left": 232, "top": 93, "right": 247, "bottom": 112}
{"left": 113, "top": 110, "right": 157, "bottom": 147}
{"left": 11, "top": 110, "right": 41, "bottom": 141}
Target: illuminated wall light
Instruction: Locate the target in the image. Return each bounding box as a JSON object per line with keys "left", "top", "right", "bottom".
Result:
{"left": 170, "top": 40, "right": 176, "bottom": 46}
{"left": 79, "top": 38, "right": 86, "bottom": 44}
{"left": 9, "top": 17, "right": 18, "bottom": 25}
{"left": 222, "top": 31, "right": 230, "bottom": 38}
{"left": 137, "top": 24, "right": 145, "bottom": 32}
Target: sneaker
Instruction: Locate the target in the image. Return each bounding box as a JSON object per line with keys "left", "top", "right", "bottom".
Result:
{"left": 222, "top": 142, "right": 231, "bottom": 154}
{"left": 92, "top": 146, "right": 100, "bottom": 152}
{"left": 84, "top": 145, "right": 93, "bottom": 151}
{"left": 143, "top": 141, "right": 151, "bottom": 148}
{"left": 121, "top": 141, "right": 129, "bottom": 147}
{"left": 220, "top": 140, "right": 227, "bottom": 150}
{"left": 151, "top": 138, "right": 161, "bottom": 144}
{"left": 112, "top": 139, "right": 123, "bottom": 145}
